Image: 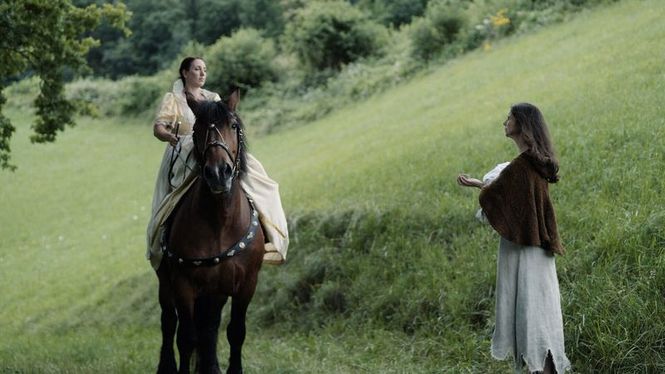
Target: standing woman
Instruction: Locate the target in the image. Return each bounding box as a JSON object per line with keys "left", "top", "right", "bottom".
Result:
{"left": 457, "top": 103, "right": 571, "bottom": 373}
{"left": 146, "top": 57, "right": 289, "bottom": 270}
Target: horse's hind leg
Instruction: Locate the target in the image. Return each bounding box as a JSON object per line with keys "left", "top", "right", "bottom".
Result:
{"left": 194, "top": 294, "right": 227, "bottom": 374}
{"left": 226, "top": 296, "right": 250, "bottom": 374}
{"left": 157, "top": 269, "right": 177, "bottom": 374}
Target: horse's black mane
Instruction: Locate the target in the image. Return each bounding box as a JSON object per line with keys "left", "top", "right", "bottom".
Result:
{"left": 190, "top": 100, "right": 248, "bottom": 176}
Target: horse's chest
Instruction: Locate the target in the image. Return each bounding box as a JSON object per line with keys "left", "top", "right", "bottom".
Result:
{"left": 179, "top": 263, "right": 242, "bottom": 295}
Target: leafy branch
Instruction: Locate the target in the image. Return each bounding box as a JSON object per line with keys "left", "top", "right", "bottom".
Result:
{"left": 0, "top": 0, "right": 130, "bottom": 170}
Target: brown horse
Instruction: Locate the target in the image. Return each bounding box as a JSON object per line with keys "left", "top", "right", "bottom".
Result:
{"left": 156, "top": 90, "right": 264, "bottom": 374}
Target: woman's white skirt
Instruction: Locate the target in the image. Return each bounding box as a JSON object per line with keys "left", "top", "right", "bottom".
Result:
{"left": 491, "top": 237, "right": 571, "bottom": 373}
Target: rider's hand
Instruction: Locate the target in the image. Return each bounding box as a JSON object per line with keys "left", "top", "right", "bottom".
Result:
{"left": 154, "top": 123, "right": 179, "bottom": 147}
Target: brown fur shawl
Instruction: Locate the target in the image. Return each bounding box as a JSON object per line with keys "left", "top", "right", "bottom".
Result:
{"left": 479, "top": 152, "right": 564, "bottom": 255}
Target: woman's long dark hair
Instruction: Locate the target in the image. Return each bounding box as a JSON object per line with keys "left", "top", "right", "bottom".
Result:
{"left": 511, "top": 103, "right": 560, "bottom": 183}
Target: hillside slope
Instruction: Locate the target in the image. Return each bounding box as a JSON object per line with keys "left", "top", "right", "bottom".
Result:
{"left": 1, "top": 1, "right": 663, "bottom": 372}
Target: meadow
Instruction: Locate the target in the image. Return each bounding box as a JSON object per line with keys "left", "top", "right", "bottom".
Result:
{"left": 1, "top": 0, "right": 664, "bottom": 372}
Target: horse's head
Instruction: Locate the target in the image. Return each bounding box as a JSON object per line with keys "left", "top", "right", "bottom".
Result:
{"left": 189, "top": 90, "right": 247, "bottom": 195}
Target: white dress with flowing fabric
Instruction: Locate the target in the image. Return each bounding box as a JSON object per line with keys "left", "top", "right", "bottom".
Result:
{"left": 491, "top": 238, "right": 571, "bottom": 373}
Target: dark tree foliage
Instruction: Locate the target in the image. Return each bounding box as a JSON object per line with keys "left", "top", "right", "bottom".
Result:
{"left": 81, "top": 0, "right": 285, "bottom": 78}
{"left": 190, "top": 0, "right": 242, "bottom": 45}
{"left": 356, "top": 0, "right": 429, "bottom": 27}
{"left": 238, "top": 0, "right": 285, "bottom": 38}
{"left": 72, "top": 0, "right": 127, "bottom": 78}
{"left": 284, "top": 0, "right": 385, "bottom": 71}
{"left": 99, "top": 0, "right": 189, "bottom": 78}
{"left": 0, "top": 0, "right": 129, "bottom": 170}
{"left": 206, "top": 28, "right": 278, "bottom": 95}
{"left": 410, "top": 2, "right": 467, "bottom": 60}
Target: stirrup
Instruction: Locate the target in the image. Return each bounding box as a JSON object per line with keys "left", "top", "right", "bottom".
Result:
{"left": 263, "top": 243, "right": 284, "bottom": 265}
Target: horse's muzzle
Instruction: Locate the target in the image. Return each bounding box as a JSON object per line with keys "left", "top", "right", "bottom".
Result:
{"left": 203, "top": 162, "right": 234, "bottom": 194}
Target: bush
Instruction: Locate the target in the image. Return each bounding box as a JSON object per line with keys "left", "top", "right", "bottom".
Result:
{"left": 283, "top": 0, "right": 387, "bottom": 71}
{"left": 206, "top": 28, "right": 278, "bottom": 96}
{"left": 357, "top": 0, "right": 429, "bottom": 27}
{"left": 65, "top": 75, "right": 165, "bottom": 118}
{"left": 118, "top": 75, "right": 164, "bottom": 116}
{"left": 5, "top": 77, "right": 40, "bottom": 112}
{"left": 410, "top": 2, "right": 467, "bottom": 61}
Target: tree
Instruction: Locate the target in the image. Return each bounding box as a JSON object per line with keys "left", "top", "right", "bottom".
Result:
{"left": 356, "top": 0, "right": 429, "bottom": 28}
{"left": 206, "top": 28, "right": 278, "bottom": 95}
{"left": 410, "top": 1, "right": 467, "bottom": 61}
{"left": 114, "top": 0, "right": 188, "bottom": 76}
{"left": 238, "top": 0, "right": 284, "bottom": 38}
{"left": 82, "top": 0, "right": 280, "bottom": 79}
{"left": 190, "top": 0, "right": 242, "bottom": 45}
{"left": 284, "top": 0, "right": 386, "bottom": 71}
{"left": 0, "top": 0, "right": 129, "bottom": 170}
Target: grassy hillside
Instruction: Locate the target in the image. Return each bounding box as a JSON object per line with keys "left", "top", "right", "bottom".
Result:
{"left": 1, "top": 0, "right": 664, "bottom": 372}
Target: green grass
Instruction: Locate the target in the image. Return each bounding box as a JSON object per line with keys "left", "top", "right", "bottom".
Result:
{"left": 2, "top": 0, "right": 664, "bottom": 372}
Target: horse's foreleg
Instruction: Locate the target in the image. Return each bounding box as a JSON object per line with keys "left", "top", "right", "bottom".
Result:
{"left": 226, "top": 297, "right": 250, "bottom": 374}
{"left": 194, "top": 295, "right": 227, "bottom": 374}
{"left": 158, "top": 297, "right": 178, "bottom": 373}
{"left": 175, "top": 289, "right": 197, "bottom": 374}
{"left": 157, "top": 269, "right": 177, "bottom": 374}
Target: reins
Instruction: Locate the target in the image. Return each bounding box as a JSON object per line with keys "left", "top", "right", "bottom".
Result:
{"left": 167, "top": 120, "right": 181, "bottom": 190}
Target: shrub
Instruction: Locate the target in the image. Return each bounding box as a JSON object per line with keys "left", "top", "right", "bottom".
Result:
{"left": 118, "top": 75, "right": 164, "bottom": 116}
{"left": 65, "top": 75, "right": 165, "bottom": 118}
{"left": 5, "top": 77, "right": 40, "bottom": 111}
{"left": 206, "top": 28, "right": 278, "bottom": 96}
{"left": 283, "top": 0, "right": 387, "bottom": 71}
{"left": 410, "top": 2, "right": 467, "bottom": 61}
{"left": 357, "top": 0, "right": 429, "bottom": 27}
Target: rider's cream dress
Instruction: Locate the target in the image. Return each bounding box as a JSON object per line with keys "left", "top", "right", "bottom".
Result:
{"left": 146, "top": 80, "right": 289, "bottom": 269}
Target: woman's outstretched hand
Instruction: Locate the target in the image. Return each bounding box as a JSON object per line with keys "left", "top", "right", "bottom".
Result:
{"left": 457, "top": 174, "right": 484, "bottom": 189}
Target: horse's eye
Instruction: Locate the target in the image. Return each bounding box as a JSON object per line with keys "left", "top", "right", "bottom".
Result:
{"left": 231, "top": 122, "right": 237, "bottom": 130}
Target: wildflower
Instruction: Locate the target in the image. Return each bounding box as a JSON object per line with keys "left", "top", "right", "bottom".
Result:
{"left": 491, "top": 9, "right": 511, "bottom": 28}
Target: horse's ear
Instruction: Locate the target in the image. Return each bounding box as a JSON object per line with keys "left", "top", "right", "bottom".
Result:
{"left": 227, "top": 86, "right": 240, "bottom": 112}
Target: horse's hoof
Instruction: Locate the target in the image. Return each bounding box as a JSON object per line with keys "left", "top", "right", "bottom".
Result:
{"left": 156, "top": 365, "right": 177, "bottom": 374}
{"left": 203, "top": 363, "right": 222, "bottom": 374}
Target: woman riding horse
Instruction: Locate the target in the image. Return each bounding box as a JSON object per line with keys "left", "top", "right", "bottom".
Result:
{"left": 146, "top": 57, "right": 288, "bottom": 270}
{"left": 147, "top": 57, "right": 288, "bottom": 373}
{"left": 157, "top": 93, "right": 263, "bottom": 373}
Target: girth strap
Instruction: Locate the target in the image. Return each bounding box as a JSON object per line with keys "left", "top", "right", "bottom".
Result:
{"left": 162, "top": 198, "right": 260, "bottom": 267}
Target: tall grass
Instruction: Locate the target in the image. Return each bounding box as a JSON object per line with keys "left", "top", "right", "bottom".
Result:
{"left": 1, "top": 0, "right": 664, "bottom": 372}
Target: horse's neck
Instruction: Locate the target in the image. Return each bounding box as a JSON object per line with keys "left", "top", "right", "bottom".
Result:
{"left": 193, "top": 180, "right": 245, "bottom": 229}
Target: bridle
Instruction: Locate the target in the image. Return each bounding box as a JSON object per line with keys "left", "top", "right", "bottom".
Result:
{"left": 198, "top": 111, "right": 243, "bottom": 181}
